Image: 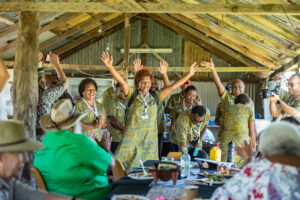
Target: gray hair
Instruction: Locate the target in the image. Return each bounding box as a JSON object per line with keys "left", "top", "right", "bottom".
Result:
{"left": 259, "top": 121, "right": 300, "bottom": 157}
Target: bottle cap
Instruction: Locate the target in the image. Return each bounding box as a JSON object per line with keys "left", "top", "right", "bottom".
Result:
{"left": 183, "top": 148, "right": 188, "bottom": 153}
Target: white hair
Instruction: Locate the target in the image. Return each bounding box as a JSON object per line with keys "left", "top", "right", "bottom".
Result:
{"left": 259, "top": 121, "right": 300, "bottom": 157}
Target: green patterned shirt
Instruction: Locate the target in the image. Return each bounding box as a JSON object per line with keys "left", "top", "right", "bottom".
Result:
{"left": 279, "top": 89, "right": 300, "bottom": 115}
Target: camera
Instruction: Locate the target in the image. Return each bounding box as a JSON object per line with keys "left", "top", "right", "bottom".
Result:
{"left": 261, "top": 81, "right": 281, "bottom": 99}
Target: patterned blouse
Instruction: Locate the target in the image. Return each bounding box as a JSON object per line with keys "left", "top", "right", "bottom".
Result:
{"left": 211, "top": 158, "right": 300, "bottom": 200}
{"left": 36, "top": 82, "right": 64, "bottom": 130}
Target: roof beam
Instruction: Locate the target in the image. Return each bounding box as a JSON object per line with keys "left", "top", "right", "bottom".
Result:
{"left": 0, "top": 2, "right": 299, "bottom": 15}
{"left": 3, "top": 61, "right": 271, "bottom": 72}
{"left": 148, "top": 13, "right": 262, "bottom": 68}
{"left": 0, "top": 15, "right": 14, "bottom": 25}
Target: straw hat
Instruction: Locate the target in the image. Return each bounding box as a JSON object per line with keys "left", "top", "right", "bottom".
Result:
{"left": 0, "top": 120, "right": 44, "bottom": 152}
{"left": 40, "top": 99, "right": 87, "bottom": 132}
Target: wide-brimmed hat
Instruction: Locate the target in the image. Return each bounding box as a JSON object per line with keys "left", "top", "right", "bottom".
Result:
{"left": 40, "top": 99, "right": 87, "bottom": 132}
{"left": 0, "top": 120, "right": 44, "bottom": 152}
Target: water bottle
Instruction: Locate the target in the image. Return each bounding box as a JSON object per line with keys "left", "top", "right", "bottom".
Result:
{"left": 180, "top": 148, "right": 190, "bottom": 178}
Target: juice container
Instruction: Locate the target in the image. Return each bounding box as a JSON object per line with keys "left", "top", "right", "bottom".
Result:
{"left": 209, "top": 142, "right": 221, "bottom": 162}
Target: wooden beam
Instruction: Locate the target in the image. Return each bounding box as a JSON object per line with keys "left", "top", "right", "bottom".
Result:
{"left": 123, "top": 14, "right": 130, "bottom": 68}
{"left": 176, "top": 14, "right": 280, "bottom": 68}
{"left": 270, "top": 54, "right": 300, "bottom": 77}
{"left": 3, "top": 61, "right": 271, "bottom": 72}
{"left": 209, "top": 14, "right": 298, "bottom": 58}
{"left": 148, "top": 14, "right": 263, "bottom": 68}
{"left": 13, "top": 11, "right": 39, "bottom": 138}
{"left": 142, "top": 18, "right": 147, "bottom": 66}
{"left": 0, "top": 15, "right": 14, "bottom": 25}
{"left": 0, "top": 2, "right": 299, "bottom": 15}
{"left": 0, "top": 13, "right": 79, "bottom": 54}
{"left": 120, "top": 48, "right": 173, "bottom": 53}
{"left": 53, "top": 14, "right": 127, "bottom": 55}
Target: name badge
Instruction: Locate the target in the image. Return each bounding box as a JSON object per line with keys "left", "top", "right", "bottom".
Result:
{"left": 142, "top": 114, "right": 149, "bottom": 120}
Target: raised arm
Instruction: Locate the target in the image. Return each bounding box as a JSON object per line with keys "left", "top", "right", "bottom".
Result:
{"left": 200, "top": 58, "right": 225, "bottom": 96}
{"left": 49, "top": 52, "right": 68, "bottom": 90}
{"left": 160, "top": 62, "right": 198, "bottom": 102}
{"left": 133, "top": 58, "right": 143, "bottom": 74}
{"left": 0, "top": 57, "right": 10, "bottom": 92}
{"left": 101, "top": 52, "right": 129, "bottom": 96}
{"left": 269, "top": 93, "right": 300, "bottom": 118}
{"left": 159, "top": 61, "right": 169, "bottom": 88}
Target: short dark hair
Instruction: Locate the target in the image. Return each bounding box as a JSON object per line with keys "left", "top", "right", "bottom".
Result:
{"left": 78, "top": 78, "right": 98, "bottom": 97}
{"left": 185, "top": 85, "right": 197, "bottom": 93}
{"left": 234, "top": 93, "right": 250, "bottom": 105}
{"left": 192, "top": 105, "right": 206, "bottom": 117}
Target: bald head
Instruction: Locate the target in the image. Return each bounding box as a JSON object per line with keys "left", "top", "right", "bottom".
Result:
{"left": 231, "top": 79, "right": 245, "bottom": 97}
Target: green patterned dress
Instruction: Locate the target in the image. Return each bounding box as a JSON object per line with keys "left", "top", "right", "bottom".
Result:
{"left": 115, "top": 87, "right": 161, "bottom": 171}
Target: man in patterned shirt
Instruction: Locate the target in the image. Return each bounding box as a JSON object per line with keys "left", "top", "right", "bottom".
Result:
{"left": 269, "top": 74, "right": 300, "bottom": 118}
{"left": 170, "top": 105, "right": 210, "bottom": 154}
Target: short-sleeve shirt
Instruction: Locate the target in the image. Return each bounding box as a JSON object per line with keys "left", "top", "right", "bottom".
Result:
{"left": 169, "top": 101, "right": 197, "bottom": 120}
{"left": 0, "top": 177, "right": 47, "bottom": 200}
{"left": 157, "top": 101, "right": 166, "bottom": 134}
{"left": 36, "top": 82, "right": 65, "bottom": 129}
{"left": 279, "top": 88, "right": 300, "bottom": 114}
{"left": 221, "top": 90, "right": 255, "bottom": 112}
{"left": 170, "top": 109, "right": 210, "bottom": 145}
{"left": 166, "top": 92, "right": 201, "bottom": 111}
{"left": 102, "top": 86, "right": 115, "bottom": 111}
{"left": 34, "top": 130, "right": 111, "bottom": 200}
{"left": 106, "top": 96, "right": 126, "bottom": 142}
{"left": 75, "top": 99, "right": 106, "bottom": 140}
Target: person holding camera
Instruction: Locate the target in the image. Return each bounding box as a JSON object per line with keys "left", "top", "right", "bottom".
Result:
{"left": 269, "top": 74, "right": 300, "bottom": 118}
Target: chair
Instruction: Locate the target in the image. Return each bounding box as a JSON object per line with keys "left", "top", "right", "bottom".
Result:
{"left": 112, "top": 160, "right": 126, "bottom": 181}
{"left": 31, "top": 167, "right": 47, "bottom": 191}
{"left": 167, "top": 152, "right": 183, "bottom": 161}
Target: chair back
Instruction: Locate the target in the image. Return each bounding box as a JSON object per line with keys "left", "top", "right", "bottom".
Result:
{"left": 112, "top": 160, "right": 126, "bottom": 181}
{"left": 167, "top": 152, "right": 183, "bottom": 161}
{"left": 31, "top": 167, "right": 47, "bottom": 191}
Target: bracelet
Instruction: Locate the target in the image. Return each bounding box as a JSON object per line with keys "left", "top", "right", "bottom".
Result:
{"left": 276, "top": 99, "right": 282, "bottom": 105}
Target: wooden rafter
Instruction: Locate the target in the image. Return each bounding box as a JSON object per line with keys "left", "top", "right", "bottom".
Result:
{"left": 53, "top": 14, "right": 128, "bottom": 55}
{"left": 0, "top": 2, "right": 299, "bottom": 15}
{"left": 40, "top": 13, "right": 113, "bottom": 51}
{"left": 0, "top": 13, "right": 80, "bottom": 54}
{"left": 175, "top": 14, "right": 282, "bottom": 69}
{"left": 3, "top": 61, "right": 271, "bottom": 72}
{"left": 147, "top": 14, "right": 266, "bottom": 69}
{"left": 0, "top": 15, "right": 14, "bottom": 25}
{"left": 209, "top": 14, "right": 298, "bottom": 58}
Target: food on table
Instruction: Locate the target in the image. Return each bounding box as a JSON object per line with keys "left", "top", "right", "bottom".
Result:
{"left": 202, "top": 161, "right": 209, "bottom": 168}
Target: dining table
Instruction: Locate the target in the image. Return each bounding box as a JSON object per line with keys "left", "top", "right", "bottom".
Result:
{"left": 104, "top": 160, "right": 230, "bottom": 200}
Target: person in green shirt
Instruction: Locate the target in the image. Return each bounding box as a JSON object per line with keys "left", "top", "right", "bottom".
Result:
{"left": 269, "top": 74, "right": 300, "bottom": 118}
{"left": 221, "top": 94, "right": 256, "bottom": 167}
{"left": 170, "top": 105, "right": 210, "bottom": 154}
{"left": 35, "top": 99, "right": 115, "bottom": 200}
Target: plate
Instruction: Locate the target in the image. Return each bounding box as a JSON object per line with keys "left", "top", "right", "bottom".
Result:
{"left": 128, "top": 172, "right": 153, "bottom": 180}
{"left": 111, "top": 194, "right": 150, "bottom": 200}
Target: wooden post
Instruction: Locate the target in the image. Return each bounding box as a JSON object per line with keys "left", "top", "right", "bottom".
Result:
{"left": 142, "top": 18, "right": 148, "bottom": 66}
{"left": 13, "top": 10, "right": 39, "bottom": 184}
{"left": 123, "top": 14, "right": 131, "bottom": 78}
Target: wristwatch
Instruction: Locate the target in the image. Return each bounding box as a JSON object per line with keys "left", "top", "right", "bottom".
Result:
{"left": 277, "top": 99, "right": 282, "bottom": 105}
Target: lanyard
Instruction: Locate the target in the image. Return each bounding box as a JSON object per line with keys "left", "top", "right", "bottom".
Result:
{"left": 139, "top": 91, "right": 150, "bottom": 113}
{"left": 119, "top": 101, "right": 126, "bottom": 110}
{"left": 82, "top": 98, "right": 98, "bottom": 118}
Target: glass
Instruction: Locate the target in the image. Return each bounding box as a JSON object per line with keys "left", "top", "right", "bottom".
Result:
{"left": 161, "top": 156, "right": 174, "bottom": 162}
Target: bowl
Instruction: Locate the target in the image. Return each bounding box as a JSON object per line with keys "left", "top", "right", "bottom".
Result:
{"left": 148, "top": 162, "right": 181, "bottom": 185}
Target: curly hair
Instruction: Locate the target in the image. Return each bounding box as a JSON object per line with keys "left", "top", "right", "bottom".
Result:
{"left": 78, "top": 78, "right": 98, "bottom": 97}
{"left": 134, "top": 69, "right": 154, "bottom": 88}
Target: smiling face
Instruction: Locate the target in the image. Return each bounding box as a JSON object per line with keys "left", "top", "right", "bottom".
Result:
{"left": 184, "top": 89, "right": 197, "bottom": 105}
{"left": 0, "top": 152, "right": 28, "bottom": 181}
{"left": 138, "top": 76, "right": 152, "bottom": 96}
{"left": 232, "top": 79, "right": 245, "bottom": 97}
{"left": 82, "top": 83, "right": 97, "bottom": 101}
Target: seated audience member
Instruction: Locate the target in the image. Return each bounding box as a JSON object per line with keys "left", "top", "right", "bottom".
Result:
{"left": 34, "top": 99, "right": 115, "bottom": 200}
{"left": 0, "top": 120, "right": 74, "bottom": 200}
{"left": 220, "top": 94, "right": 256, "bottom": 167}
{"left": 212, "top": 121, "right": 300, "bottom": 199}
{"left": 170, "top": 85, "right": 200, "bottom": 127}
{"left": 170, "top": 105, "right": 210, "bottom": 158}
{"left": 36, "top": 52, "right": 69, "bottom": 141}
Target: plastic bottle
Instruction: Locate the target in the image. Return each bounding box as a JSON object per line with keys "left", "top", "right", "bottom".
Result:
{"left": 209, "top": 142, "right": 222, "bottom": 162}
{"left": 180, "top": 148, "right": 191, "bottom": 178}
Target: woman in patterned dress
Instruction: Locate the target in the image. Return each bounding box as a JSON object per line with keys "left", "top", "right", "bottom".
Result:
{"left": 101, "top": 51, "right": 198, "bottom": 171}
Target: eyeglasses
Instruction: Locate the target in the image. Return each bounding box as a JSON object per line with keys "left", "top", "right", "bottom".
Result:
{"left": 287, "top": 82, "right": 300, "bottom": 88}
{"left": 191, "top": 113, "right": 204, "bottom": 124}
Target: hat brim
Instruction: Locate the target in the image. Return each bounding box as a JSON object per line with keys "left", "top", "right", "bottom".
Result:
{"left": 40, "top": 112, "right": 87, "bottom": 132}
{"left": 0, "top": 138, "right": 44, "bottom": 152}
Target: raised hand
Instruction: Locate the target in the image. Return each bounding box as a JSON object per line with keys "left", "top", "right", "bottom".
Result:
{"left": 268, "top": 93, "right": 280, "bottom": 103}
{"left": 133, "top": 58, "right": 143, "bottom": 73}
{"left": 234, "top": 139, "right": 256, "bottom": 162}
{"left": 87, "top": 132, "right": 98, "bottom": 143}
{"left": 159, "top": 61, "right": 168, "bottom": 74}
{"left": 101, "top": 51, "right": 113, "bottom": 67}
{"left": 49, "top": 52, "right": 60, "bottom": 66}
{"left": 189, "top": 62, "right": 198, "bottom": 76}
{"left": 200, "top": 58, "right": 215, "bottom": 70}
